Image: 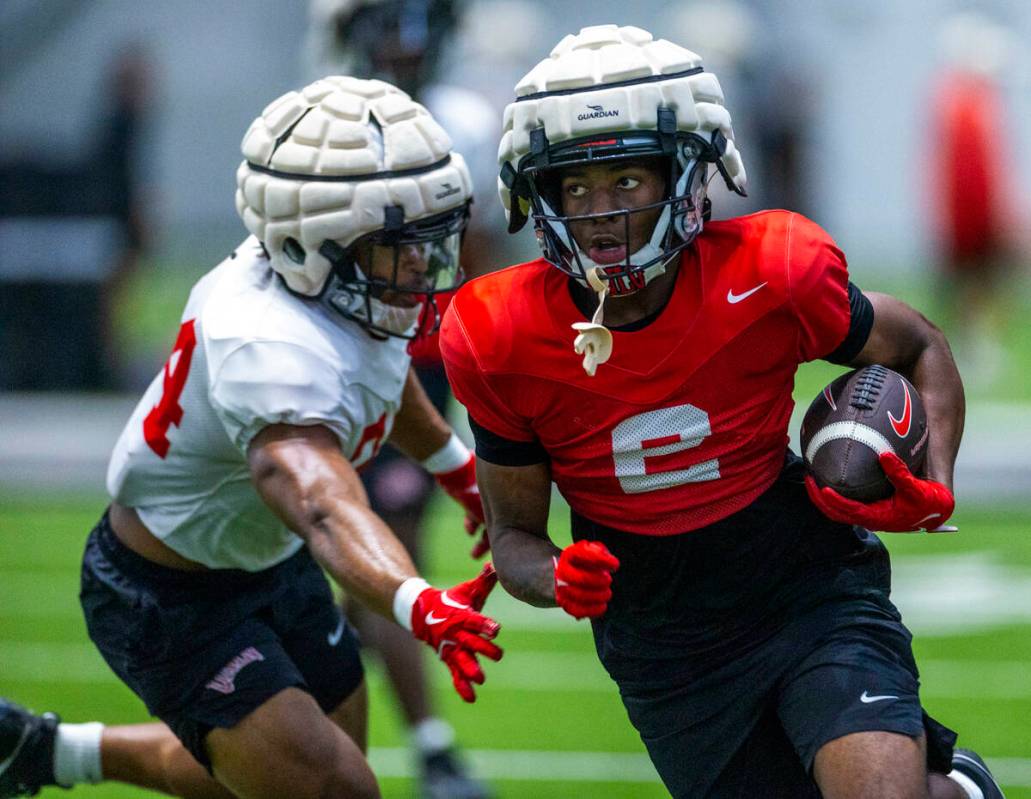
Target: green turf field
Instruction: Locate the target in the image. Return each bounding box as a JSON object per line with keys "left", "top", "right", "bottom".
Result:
{"left": 2, "top": 492, "right": 1029, "bottom": 798}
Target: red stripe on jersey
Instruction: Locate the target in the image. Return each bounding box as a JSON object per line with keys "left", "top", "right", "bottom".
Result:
{"left": 642, "top": 434, "right": 681, "bottom": 449}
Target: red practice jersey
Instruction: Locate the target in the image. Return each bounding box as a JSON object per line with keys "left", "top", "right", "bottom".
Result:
{"left": 440, "top": 211, "right": 853, "bottom": 536}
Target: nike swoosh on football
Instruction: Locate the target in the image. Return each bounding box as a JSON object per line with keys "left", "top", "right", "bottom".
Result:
{"left": 726, "top": 282, "right": 767, "bottom": 304}
{"left": 425, "top": 611, "right": 448, "bottom": 625}
{"left": 327, "top": 617, "right": 345, "bottom": 646}
{"left": 859, "top": 691, "right": 899, "bottom": 703}
{"left": 888, "top": 380, "right": 913, "bottom": 437}
{"left": 439, "top": 591, "right": 470, "bottom": 610}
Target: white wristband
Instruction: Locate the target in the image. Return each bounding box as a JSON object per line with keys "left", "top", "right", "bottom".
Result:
{"left": 421, "top": 432, "right": 471, "bottom": 475}
{"left": 393, "top": 576, "right": 432, "bottom": 630}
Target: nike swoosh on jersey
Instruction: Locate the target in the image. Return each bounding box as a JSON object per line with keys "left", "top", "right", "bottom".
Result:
{"left": 425, "top": 611, "right": 448, "bottom": 625}
{"left": 726, "top": 282, "right": 768, "bottom": 304}
{"left": 440, "top": 591, "right": 470, "bottom": 610}
{"left": 888, "top": 380, "right": 913, "bottom": 437}
{"left": 327, "top": 617, "right": 345, "bottom": 647}
{"left": 860, "top": 691, "right": 899, "bottom": 703}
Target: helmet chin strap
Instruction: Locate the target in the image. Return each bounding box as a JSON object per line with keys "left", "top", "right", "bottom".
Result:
{"left": 571, "top": 267, "right": 613, "bottom": 377}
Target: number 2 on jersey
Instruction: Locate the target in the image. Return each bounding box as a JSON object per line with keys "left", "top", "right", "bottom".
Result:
{"left": 143, "top": 320, "right": 197, "bottom": 458}
{"left": 611, "top": 403, "right": 720, "bottom": 494}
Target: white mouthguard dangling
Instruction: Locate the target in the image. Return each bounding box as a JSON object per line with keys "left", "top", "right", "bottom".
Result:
{"left": 571, "top": 267, "right": 613, "bottom": 376}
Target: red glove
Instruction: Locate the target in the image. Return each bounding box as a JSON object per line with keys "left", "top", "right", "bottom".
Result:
{"left": 553, "top": 540, "right": 620, "bottom": 619}
{"left": 408, "top": 563, "right": 503, "bottom": 702}
{"left": 435, "top": 454, "right": 490, "bottom": 558}
{"left": 805, "top": 452, "right": 956, "bottom": 532}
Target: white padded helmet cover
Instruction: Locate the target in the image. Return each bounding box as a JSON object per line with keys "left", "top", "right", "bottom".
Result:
{"left": 236, "top": 76, "right": 472, "bottom": 296}
{"left": 497, "top": 24, "right": 747, "bottom": 221}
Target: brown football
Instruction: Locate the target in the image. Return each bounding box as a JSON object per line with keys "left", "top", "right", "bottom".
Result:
{"left": 800, "top": 365, "right": 929, "bottom": 502}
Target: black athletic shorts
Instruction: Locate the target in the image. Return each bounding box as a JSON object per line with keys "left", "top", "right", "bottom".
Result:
{"left": 579, "top": 455, "right": 957, "bottom": 798}
{"left": 80, "top": 511, "right": 364, "bottom": 769}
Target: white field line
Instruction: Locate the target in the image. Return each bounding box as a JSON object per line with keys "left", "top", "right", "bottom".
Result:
{"left": 1, "top": 641, "right": 1029, "bottom": 701}
{"left": 369, "top": 747, "right": 661, "bottom": 783}
{"left": 369, "top": 749, "right": 1031, "bottom": 788}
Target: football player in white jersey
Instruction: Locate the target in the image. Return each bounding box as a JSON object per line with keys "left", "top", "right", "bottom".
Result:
{"left": 0, "top": 77, "right": 502, "bottom": 799}
{"left": 306, "top": 3, "right": 503, "bottom": 797}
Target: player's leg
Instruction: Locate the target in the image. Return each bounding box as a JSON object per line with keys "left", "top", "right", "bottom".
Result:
{"left": 75, "top": 512, "right": 374, "bottom": 797}
{"left": 326, "top": 678, "right": 369, "bottom": 754}
{"left": 777, "top": 600, "right": 1001, "bottom": 799}
{"left": 813, "top": 731, "right": 1002, "bottom": 798}
{"left": 813, "top": 730, "right": 941, "bottom": 799}
{"left": 205, "top": 687, "right": 378, "bottom": 799}
{"left": 101, "top": 722, "right": 235, "bottom": 798}
{"left": 0, "top": 678, "right": 373, "bottom": 799}
{"left": 0, "top": 700, "right": 231, "bottom": 799}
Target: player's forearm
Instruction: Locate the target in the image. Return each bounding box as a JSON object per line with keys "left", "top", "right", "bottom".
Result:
{"left": 388, "top": 368, "right": 452, "bottom": 461}
{"left": 490, "top": 525, "right": 561, "bottom": 608}
{"left": 249, "top": 424, "right": 419, "bottom": 618}
{"left": 301, "top": 495, "right": 419, "bottom": 618}
{"left": 906, "top": 328, "right": 964, "bottom": 491}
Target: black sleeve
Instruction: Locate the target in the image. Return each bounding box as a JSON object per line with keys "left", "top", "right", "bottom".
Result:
{"left": 468, "top": 414, "right": 549, "bottom": 467}
{"left": 824, "top": 282, "right": 874, "bottom": 365}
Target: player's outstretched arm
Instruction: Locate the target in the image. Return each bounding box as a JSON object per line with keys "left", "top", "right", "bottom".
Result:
{"left": 388, "top": 368, "right": 488, "bottom": 556}
{"left": 477, "top": 459, "right": 619, "bottom": 618}
{"left": 248, "top": 423, "right": 502, "bottom": 699}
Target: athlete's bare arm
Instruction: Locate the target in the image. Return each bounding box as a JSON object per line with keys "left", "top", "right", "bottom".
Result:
{"left": 387, "top": 367, "right": 453, "bottom": 461}
{"left": 249, "top": 423, "right": 418, "bottom": 617}
{"left": 850, "top": 292, "right": 965, "bottom": 490}
{"left": 476, "top": 459, "right": 558, "bottom": 606}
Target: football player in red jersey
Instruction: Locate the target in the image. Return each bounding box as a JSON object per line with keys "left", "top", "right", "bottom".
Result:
{"left": 440, "top": 24, "right": 1003, "bottom": 799}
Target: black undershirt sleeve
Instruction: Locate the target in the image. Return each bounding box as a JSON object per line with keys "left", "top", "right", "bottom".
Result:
{"left": 468, "top": 414, "right": 549, "bottom": 467}
{"left": 824, "top": 282, "right": 874, "bottom": 365}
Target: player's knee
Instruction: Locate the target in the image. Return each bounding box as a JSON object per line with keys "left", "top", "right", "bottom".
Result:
{"left": 820, "top": 776, "right": 930, "bottom": 799}
{"left": 284, "top": 737, "right": 378, "bottom": 799}
{"left": 319, "top": 767, "right": 380, "bottom": 799}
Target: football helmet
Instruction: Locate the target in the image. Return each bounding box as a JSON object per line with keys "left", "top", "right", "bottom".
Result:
{"left": 498, "top": 24, "right": 747, "bottom": 295}
{"left": 235, "top": 76, "right": 472, "bottom": 338}
{"left": 307, "top": 0, "right": 461, "bottom": 97}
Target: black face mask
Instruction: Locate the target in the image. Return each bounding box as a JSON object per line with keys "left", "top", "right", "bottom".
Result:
{"left": 317, "top": 203, "right": 470, "bottom": 340}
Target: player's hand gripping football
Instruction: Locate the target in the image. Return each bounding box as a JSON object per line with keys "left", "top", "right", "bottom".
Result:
{"left": 435, "top": 454, "right": 490, "bottom": 558}
{"left": 553, "top": 540, "right": 621, "bottom": 619}
{"left": 409, "top": 563, "right": 503, "bottom": 702}
{"left": 805, "top": 452, "right": 956, "bottom": 532}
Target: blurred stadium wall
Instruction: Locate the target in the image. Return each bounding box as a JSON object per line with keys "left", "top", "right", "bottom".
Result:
{"left": 3, "top": 0, "right": 1030, "bottom": 270}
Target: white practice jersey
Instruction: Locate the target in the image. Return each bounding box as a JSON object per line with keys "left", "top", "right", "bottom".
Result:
{"left": 107, "top": 237, "right": 410, "bottom": 571}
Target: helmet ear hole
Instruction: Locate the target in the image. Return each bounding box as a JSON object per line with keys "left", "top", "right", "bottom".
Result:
{"left": 283, "top": 237, "right": 306, "bottom": 265}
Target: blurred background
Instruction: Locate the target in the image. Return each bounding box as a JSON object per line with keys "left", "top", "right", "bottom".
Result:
{"left": 2, "top": 1, "right": 1030, "bottom": 796}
